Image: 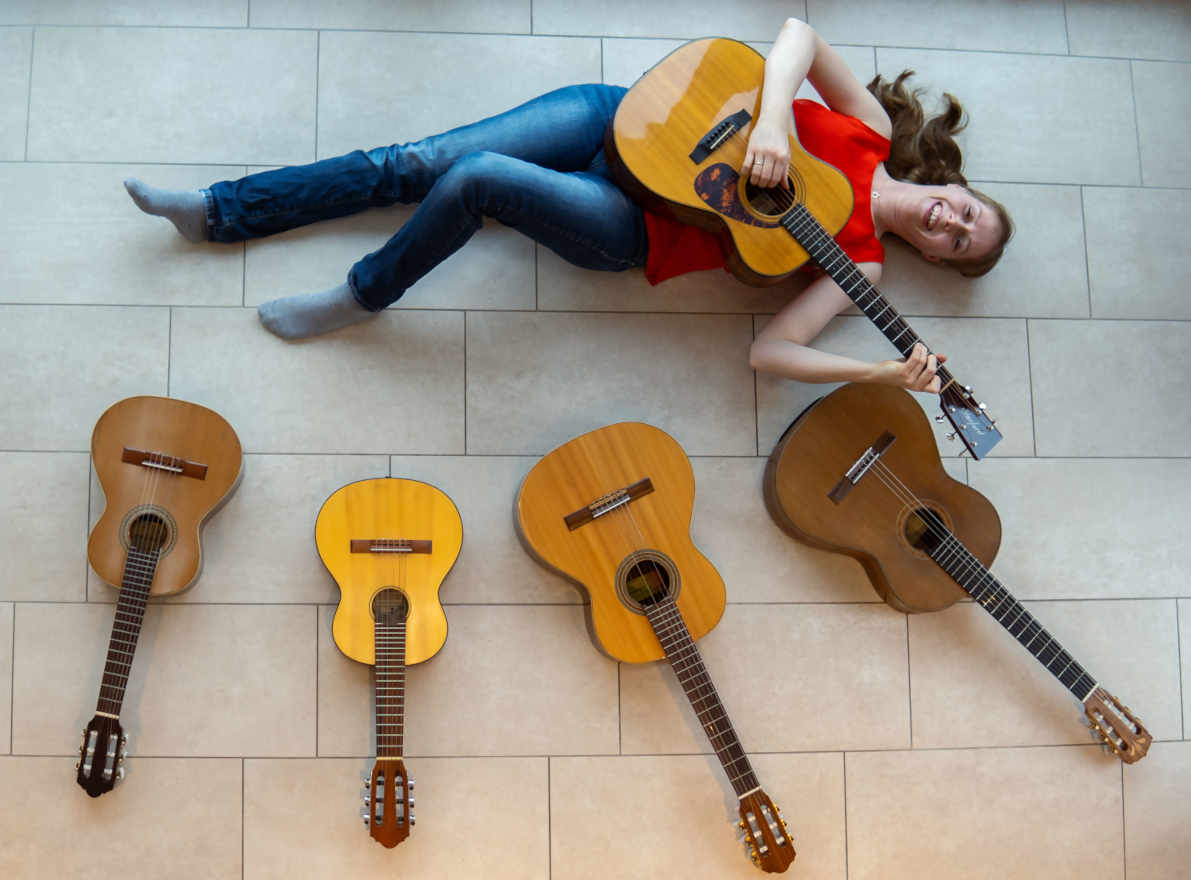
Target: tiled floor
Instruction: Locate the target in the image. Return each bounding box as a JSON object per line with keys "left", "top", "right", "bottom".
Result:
{"left": 1, "top": 2, "right": 1189, "bottom": 878}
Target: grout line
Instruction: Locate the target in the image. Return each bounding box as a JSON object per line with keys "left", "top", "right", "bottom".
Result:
{"left": 23, "top": 27, "right": 34, "bottom": 161}
{"left": 241, "top": 757, "right": 246, "bottom": 880}
{"left": 905, "top": 615, "right": 913, "bottom": 748}
{"left": 1061, "top": 0, "right": 1071, "bottom": 55}
{"left": 841, "top": 751, "right": 850, "bottom": 880}
{"left": 314, "top": 607, "right": 320, "bottom": 757}
{"left": 1120, "top": 760, "right": 1127, "bottom": 880}
{"left": 1177, "top": 601, "right": 1185, "bottom": 740}
{"left": 546, "top": 756, "right": 552, "bottom": 880}
{"left": 463, "top": 312, "right": 469, "bottom": 454}
{"left": 1128, "top": 59, "right": 1145, "bottom": 186}
{"left": 1025, "top": 319, "right": 1038, "bottom": 457}
{"left": 313, "top": 30, "right": 320, "bottom": 161}
{"left": 617, "top": 662, "right": 622, "bottom": 755}
{"left": 1079, "top": 186, "right": 1093, "bottom": 317}
{"left": 166, "top": 307, "right": 173, "bottom": 396}
{"left": 9, "top": 604, "right": 14, "bottom": 754}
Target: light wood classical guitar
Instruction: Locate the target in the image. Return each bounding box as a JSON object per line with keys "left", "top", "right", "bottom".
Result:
{"left": 608, "top": 37, "right": 1002, "bottom": 460}
{"left": 763, "top": 383, "right": 1151, "bottom": 763}
{"left": 79, "top": 396, "right": 242, "bottom": 797}
{"left": 316, "top": 477, "right": 462, "bottom": 848}
{"left": 516, "top": 423, "right": 795, "bottom": 873}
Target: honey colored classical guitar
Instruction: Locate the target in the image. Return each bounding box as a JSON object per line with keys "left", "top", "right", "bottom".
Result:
{"left": 763, "top": 382, "right": 1151, "bottom": 763}
{"left": 316, "top": 477, "right": 462, "bottom": 848}
{"left": 516, "top": 423, "right": 795, "bottom": 873}
{"left": 608, "top": 37, "right": 1002, "bottom": 460}
{"left": 78, "top": 396, "right": 242, "bottom": 796}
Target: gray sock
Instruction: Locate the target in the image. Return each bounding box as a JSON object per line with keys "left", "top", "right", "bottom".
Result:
{"left": 124, "top": 178, "right": 208, "bottom": 243}
{"left": 257, "top": 282, "right": 377, "bottom": 339}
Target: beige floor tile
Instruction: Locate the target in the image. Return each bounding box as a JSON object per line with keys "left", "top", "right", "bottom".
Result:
{"left": 0, "top": 756, "right": 241, "bottom": 880}
{"left": 909, "top": 600, "right": 1181, "bottom": 748}
{"left": 1134, "top": 60, "right": 1191, "bottom": 188}
{"left": 756, "top": 315, "right": 1032, "bottom": 457}
{"left": 317, "top": 31, "right": 601, "bottom": 158}
{"left": 1030, "top": 319, "right": 1191, "bottom": 457}
{"left": 0, "top": 604, "right": 10, "bottom": 753}
{"left": 244, "top": 756, "right": 547, "bottom": 880}
{"left": 87, "top": 454, "right": 389, "bottom": 603}
{"left": 1124, "top": 741, "right": 1191, "bottom": 878}
{"left": 1181, "top": 600, "right": 1190, "bottom": 737}
{"left": 250, "top": 0, "right": 529, "bottom": 32}
{"left": 318, "top": 604, "right": 619, "bottom": 757}
{"left": 971, "top": 459, "right": 1191, "bottom": 600}
{"left": 0, "top": 453, "right": 88, "bottom": 602}
{"left": 621, "top": 604, "right": 909, "bottom": 753}
{"left": 880, "top": 183, "right": 1089, "bottom": 318}
{"left": 28, "top": 27, "right": 316, "bottom": 164}
{"left": 0, "top": 28, "right": 30, "bottom": 160}
{"left": 2, "top": 163, "right": 243, "bottom": 306}
{"left": 811, "top": 0, "right": 1068, "bottom": 52}
{"left": 1068, "top": 0, "right": 1191, "bottom": 61}
{"left": 0, "top": 306, "right": 169, "bottom": 451}
{"left": 13, "top": 602, "right": 316, "bottom": 757}
{"left": 877, "top": 48, "right": 1138, "bottom": 185}
{"left": 1086, "top": 187, "right": 1191, "bottom": 319}
{"left": 388, "top": 455, "right": 580, "bottom": 604}
{"left": 846, "top": 745, "right": 1123, "bottom": 880}
{"left": 467, "top": 312, "right": 756, "bottom": 456}
{"left": 0, "top": 2, "right": 247, "bottom": 26}
{"left": 551, "top": 753, "right": 844, "bottom": 880}
{"left": 168, "top": 307, "right": 465, "bottom": 454}
{"left": 245, "top": 207, "right": 534, "bottom": 310}
{"left": 689, "top": 457, "right": 876, "bottom": 603}
{"left": 535, "top": 0, "right": 796, "bottom": 40}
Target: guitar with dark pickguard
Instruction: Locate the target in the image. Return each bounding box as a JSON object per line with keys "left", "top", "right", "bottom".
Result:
{"left": 316, "top": 477, "right": 462, "bottom": 848}
{"left": 79, "top": 396, "right": 242, "bottom": 796}
{"left": 607, "top": 37, "right": 1002, "bottom": 460}
{"left": 763, "top": 382, "right": 1151, "bottom": 763}
{"left": 516, "top": 422, "right": 795, "bottom": 872}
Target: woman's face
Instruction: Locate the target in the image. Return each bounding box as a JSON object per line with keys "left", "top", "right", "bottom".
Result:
{"left": 902, "top": 184, "right": 1003, "bottom": 264}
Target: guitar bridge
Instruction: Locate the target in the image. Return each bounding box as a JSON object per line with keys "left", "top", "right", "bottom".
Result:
{"left": 564, "top": 478, "right": 654, "bottom": 530}
{"left": 121, "top": 447, "right": 208, "bottom": 479}
{"left": 689, "top": 109, "right": 752, "bottom": 163}
{"left": 828, "top": 432, "right": 895, "bottom": 504}
{"left": 350, "top": 539, "right": 432, "bottom": 554}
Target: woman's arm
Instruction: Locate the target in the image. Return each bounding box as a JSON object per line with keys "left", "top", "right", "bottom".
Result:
{"left": 749, "top": 264, "right": 945, "bottom": 392}
{"left": 745, "top": 18, "right": 891, "bottom": 188}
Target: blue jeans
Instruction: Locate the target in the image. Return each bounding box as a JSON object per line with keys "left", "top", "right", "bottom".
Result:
{"left": 204, "top": 84, "right": 647, "bottom": 311}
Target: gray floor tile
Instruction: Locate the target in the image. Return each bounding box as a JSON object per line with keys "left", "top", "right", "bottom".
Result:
{"left": 250, "top": 0, "right": 529, "bottom": 32}
{"left": 1029, "top": 319, "right": 1191, "bottom": 456}
{"left": 28, "top": 27, "right": 316, "bottom": 164}
{"left": 1086, "top": 187, "right": 1191, "bottom": 319}
{"left": 466, "top": 311, "right": 757, "bottom": 456}
{"left": 1125, "top": 742, "right": 1191, "bottom": 880}
{"left": 877, "top": 48, "right": 1138, "bottom": 185}
{"left": 0, "top": 1, "right": 248, "bottom": 27}
{"left": 0, "top": 28, "right": 30, "bottom": 160}
{"left": 0, "top": 604, "right": 10, "bottom": 753}
{"left": 1068, "top": 0, "right": 1191, "bottom": 61}
{"left": 810, "top": 0, "right": 1068, "bottom": 53}
{"left": 534, "top": 0, "right": 793, "bottom": 40}
{"left": 1134, "top": 59, "right": 1191, "bottom": 187}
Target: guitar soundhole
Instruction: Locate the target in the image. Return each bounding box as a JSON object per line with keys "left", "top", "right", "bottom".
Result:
{"left": 743, "top": 171, "right": 805, "bottom": 219}
{"left": 615, "top": 550, "right": 679, "bottom": 613}
{"left": 372, "top": 588, "right": 410, "bottom": 626}
{"left": 904, "top": 507, "right": 947, "bottom": 554}
{"left": 120, "top": 505, "right": 176, "bottom": 555}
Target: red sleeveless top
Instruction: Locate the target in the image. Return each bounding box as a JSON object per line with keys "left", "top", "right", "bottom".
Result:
{"left": 642, "top": 100, "right": 891, "bottom": 285}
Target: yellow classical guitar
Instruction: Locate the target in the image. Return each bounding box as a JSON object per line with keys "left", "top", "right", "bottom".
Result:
{"left": 316, "top": 477, "right": 463, "bottom": 847}
{"left": 516, "top": 422, "right": 795, "bottom": 873}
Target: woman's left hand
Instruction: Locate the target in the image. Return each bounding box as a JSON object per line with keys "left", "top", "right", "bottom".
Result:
{"left": 743, "top": 119, "right": 791, "bottom": 189}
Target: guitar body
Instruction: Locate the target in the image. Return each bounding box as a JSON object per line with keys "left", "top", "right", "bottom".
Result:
{"left": 515, "top": 422, "right": 724, "bottom": 664}
{"left": 316, "top": 478, "right": 461, "bottom": 666}
{"left": 88, "top": 396, "right": 243, "bottom": 595}
{"left": 764, "top": 383, "right": 1001, "bottom": 613}
{"left": 608, "top": 37, "right": 854, "bottom": 286}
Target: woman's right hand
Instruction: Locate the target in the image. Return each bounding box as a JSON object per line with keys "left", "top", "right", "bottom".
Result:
{"left": 743, "top": 118, "right": 791, "bottom": 189}
{"left": 869, "top": 342, "right": 946, "bottom": 392}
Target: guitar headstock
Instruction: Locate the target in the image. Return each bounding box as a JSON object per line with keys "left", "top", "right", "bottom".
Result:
{"left": 737, "top": 789, "right": 795, "bottom": 873}
{"left": 1084, "top": 686, "right": 1152, "bottom": 764}
{"left": 75, "top": 714, "right": 128, "bottom": 797}
{"left": 360, "top": 760, "right": 413, "bottom": 848}
{"left": 938, "top": 382, "right": 1002, "bottom": 460}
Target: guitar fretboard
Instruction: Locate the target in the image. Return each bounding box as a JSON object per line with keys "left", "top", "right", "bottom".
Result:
{"left": 644, "top": 599, "right": 759, "bottom": 797}
{"left": 781, "top": 203, "right": 959, "bottom": 392}
{"left": 96, "top": 547, "right": 159, "bottom": 716}
{"left": 926, "top": 525, "right": 1097, "bottom": 701}
{"left": 374, "top": 616, "right": 407, "bottom": 758}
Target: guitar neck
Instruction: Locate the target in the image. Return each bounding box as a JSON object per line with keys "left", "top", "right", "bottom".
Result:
{"left": 782, "top": 204, "right": 958, "bottom": 389}
{"left": 644, "top": 599, "right": 760, "bottom": 797}
{"left": 95, "top": 547, "right": 159, "bottom": 717}
{"left": 925, "top": 523, "right": 1097, "bottom": 702}
{"left": 374, "top": 615, "right": 407, "bottom": 759}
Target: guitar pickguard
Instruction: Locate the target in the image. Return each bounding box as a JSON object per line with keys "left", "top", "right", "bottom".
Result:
{"left": 694, "top": 164, "right": 780, "bottom": 228}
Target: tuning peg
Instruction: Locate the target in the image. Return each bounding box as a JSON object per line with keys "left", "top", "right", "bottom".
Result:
{"left": 74, "top": 759, "right": 81, "bottom": 770}
{"left": 116, "top": 766, "right": 125, "bottom": 781}
{"left": 360, "top": 770, "right": 370, "bottom": 783}
{"left": 934, "top": 414, "right": 946, "bottom": 423}
{"left": 362, "top": 794, "right": 370, "bottom": 807}
{"left": 409, "top": 814, "right": 416, "bottom": 826}
{"left": 964, "top": 385, "right": 972, "bottom": 392}
{"left": 408, "top": 797, "right": 415, "bottom": 808}
{"left": 407, "top": 777, "right": 415, "bottom": 790}
{"left": 360, "top": 807, "right": 370, "bottom": 826}
{"left": 946, "top": 432, "right": 958, "bottom": 441}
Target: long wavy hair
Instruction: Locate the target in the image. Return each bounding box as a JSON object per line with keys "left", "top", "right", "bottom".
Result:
{"left": 867, "top": 70, "right": 1013, "bottom": 277}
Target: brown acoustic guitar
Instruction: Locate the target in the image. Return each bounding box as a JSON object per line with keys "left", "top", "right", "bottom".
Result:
{"left": 316, "top": 477, "right": 462, "bottom": 848}
{"left": 516, "top": 422, "right": 795, "bottom": 873}
{"left": 608, "top": 37, "right": 1002, "bottom": 460}
{"left": 79, "top": 395, "right": 242, "bottom": 796}
{"left": 763, "top": 382, "right": 1151, "bottom": 763}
